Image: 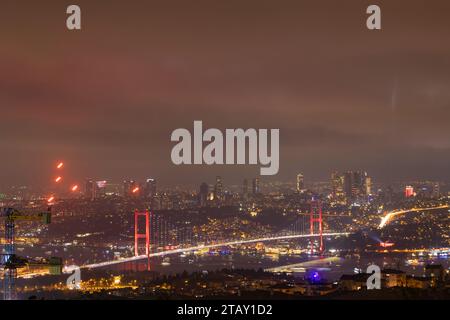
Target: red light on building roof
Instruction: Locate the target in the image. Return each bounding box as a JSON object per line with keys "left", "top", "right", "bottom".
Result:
{"left": 405, "top": 186, "right": 414, "bottom": 198}
{"left": 380, "top": 242, "right": 394, "bottom": 248}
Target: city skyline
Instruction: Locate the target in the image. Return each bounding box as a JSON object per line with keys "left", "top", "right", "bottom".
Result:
{"left": 1, "top": 168, "right": 448, "bottom": 193}
{"left": 1, "top": 0, "right": 449, "bottom": 305}
{"left": 1, "top": 0, "right": 450, "bottom": 306}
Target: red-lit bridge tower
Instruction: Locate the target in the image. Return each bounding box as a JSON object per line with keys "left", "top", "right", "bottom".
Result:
{"left": 134, "top": 209, "right": 151, "bottom": 270}
{"left": 310, "top": 199, "right": 324, "bottom": 255}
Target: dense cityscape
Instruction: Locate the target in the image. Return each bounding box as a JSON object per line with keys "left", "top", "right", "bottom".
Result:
{"left": 2, "top": 0, "right": 450, "bottom": 312}
{"left": 1, "top": 170, "right": 449, "bottom": 299}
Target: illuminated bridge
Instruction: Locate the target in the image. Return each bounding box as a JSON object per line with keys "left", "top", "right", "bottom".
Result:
{"left": 379, "top": 205, "right": 449, "bottom": 228}
{"left": 66, "top": 202, "right": 347, "bottom": 271}
{"left": 74, "top": 232, "right": 349, "bottom": 271}
{"left": 65, "top": 204, "right": 448, "bottom": 272}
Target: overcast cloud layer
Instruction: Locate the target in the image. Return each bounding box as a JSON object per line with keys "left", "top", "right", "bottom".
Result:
{"left": 1, "top": 0, "right": 450, "bottom": 187}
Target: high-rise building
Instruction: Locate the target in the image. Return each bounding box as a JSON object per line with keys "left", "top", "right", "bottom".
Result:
{"left": 432, "top": 183, "right": 440, "bottom": 198}
{"left": 343, "top": 171, "right": 354, "bottom": 200}
{"left": 214, "top": 176, "right": 223, "bottom": 201}
{"left": 405, "top": 185, "right": 414, "bottom": 198}
{"left": 296, "top": 173, "right": 304, "bottom": 192}
{"left": 365, "top": 176, "right": 372, "bottom": 195}
{"left": 199, "top": 182, "right": 209, "bottom": 207}
{"left": 85, "top": 179, "right": 97, "bottom": 200}
{"left": 343, "top": 171, "right": 371, "bottom": 202}
{"left": 144, "top": 178, "right": 157, "bottom": 199}
{"left": 95, "top": 180, "right": 107, "bottom": 197}
{"left": 252, "top": 178, "right": 260, "bottom": 194}
{"left": 331, "top": 171, "right": 345, "bottom": 201}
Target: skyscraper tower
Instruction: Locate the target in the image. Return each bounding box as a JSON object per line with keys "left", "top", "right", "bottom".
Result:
{"left": 85, "top": 179, "right": 97, "bottom": 200}
{"left": 331, "top": 171, "right": 345, "bottom": 200}
{"left": 214, "top": 176, "right": 223, "bottom": 201}
{"left": 432, "top": 183, "right": 440, "bottom": 198}
{"left": 343, "top": 171, "right": 371, "bottom": 202}
{"left": 405, "top": 185, "right": 414, "bottom": 198}
{"left": 296, "top": 173, "right": 304, "bottom": 192}
{"left": 365, "top": 176, "right": 372, "bottom": 195}
{"left": 144, "top": 178, "right": 157, "bottom": 199}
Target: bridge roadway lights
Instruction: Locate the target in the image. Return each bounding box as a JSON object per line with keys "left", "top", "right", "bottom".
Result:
{"left": 79, "top": 233, "right": 349, "bottom": 270}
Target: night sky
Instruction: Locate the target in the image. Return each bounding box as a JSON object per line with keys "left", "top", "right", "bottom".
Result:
{"left": 1, "top": 0, "right": 450, "bottom": 188}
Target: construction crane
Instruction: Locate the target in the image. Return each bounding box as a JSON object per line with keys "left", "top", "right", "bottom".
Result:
{"left": 0, "top": 207, "right": 60, "bottom": 300}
